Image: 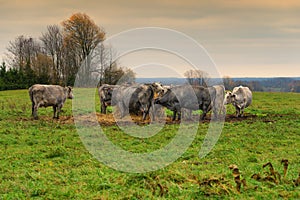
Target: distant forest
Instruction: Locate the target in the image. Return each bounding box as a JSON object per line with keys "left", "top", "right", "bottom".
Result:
{"left": 136, "top": 77, "right": 300, "bottom": 93}
{"left": 225, "top": 77, "right": 300, "bottom": 92}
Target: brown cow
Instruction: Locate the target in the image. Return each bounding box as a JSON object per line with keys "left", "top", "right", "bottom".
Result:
{"left": 29, "top": 84, "right": 73, "bottom": 119}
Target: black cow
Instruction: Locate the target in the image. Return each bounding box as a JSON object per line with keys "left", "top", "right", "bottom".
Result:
{"left": 155, "top": 85, "right": 213, "bottom": 121}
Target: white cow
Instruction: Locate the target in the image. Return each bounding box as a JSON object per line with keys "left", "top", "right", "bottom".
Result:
{"left": 224, "top": 86, "right": 252, "bottom": 117}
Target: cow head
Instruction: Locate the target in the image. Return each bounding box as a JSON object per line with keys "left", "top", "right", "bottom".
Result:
{"left": 65, "top": 86, "right": 74, "bottom": 99}
{"left": 102, "top": 87, "right": 113, "bottom": 101}
{"left": 152, "top": 82, "right": 164, "bottom": 94}
{"left": 224, "top": 92, "right": 240, "bottom": 107}
{"left": 224, "top": 92, "right": 232, "bottom": 105}
{"left": 154, "top": 88, "right": 174, "bottom": 107}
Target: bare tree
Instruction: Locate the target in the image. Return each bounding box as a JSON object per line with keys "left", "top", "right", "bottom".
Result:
{"left": 103, "top": 63, "right": 135, "bottom": 85}
{"left": 91, "top": 44, "right": 132, "bottom": 86}
{"left": 184, "top": 69, "right": 209, "bottom": 86}
{"left": 223, "top": 76, "right": 235, "bottom": 90}
{"left": 91, "top": 44, "right": 136, "bottom": 85}
{"left": 92, "top": 43, "right": 111, "bottom": 86}
{"left": 6, "top": 36, "right": 41, "bottom": 71}
{"left": 40, "top": 25, "right": 64, "bottom": 84}
{"left": 61, "top": 38, "right": 81, "bottom": 85}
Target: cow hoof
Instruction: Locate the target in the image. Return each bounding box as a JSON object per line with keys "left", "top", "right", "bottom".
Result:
{"left": 33, "top": 117, "right": 39, "bottom": 120}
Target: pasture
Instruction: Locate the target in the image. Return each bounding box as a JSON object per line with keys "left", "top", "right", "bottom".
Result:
{"left": 0, "top": 89, "right": 299, "bottom": 199}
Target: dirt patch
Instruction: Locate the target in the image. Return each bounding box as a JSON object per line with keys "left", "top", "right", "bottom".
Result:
{"left": 68, "top": 113, "right": 259, "bottom": 126}
{"left": 21, "top": 112, "right": 259, "bottom": 126}
{"left": 225, "top": 114, "right": 257, "bottom": 123}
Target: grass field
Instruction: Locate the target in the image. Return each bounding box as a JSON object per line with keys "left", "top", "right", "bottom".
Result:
{"left": 0, "top": 89, "right": 299, "bottom": 199}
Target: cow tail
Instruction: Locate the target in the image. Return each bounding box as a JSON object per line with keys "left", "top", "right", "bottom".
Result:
{"left": 29, "top": 87, "right": 35, "bottom": 115}
{"left": 29, "top": 87, "right": 34, "bottom": 103}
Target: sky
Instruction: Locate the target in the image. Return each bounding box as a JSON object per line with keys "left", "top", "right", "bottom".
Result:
{"left": 0, "top": 0, "right": 300, "bottom": 78}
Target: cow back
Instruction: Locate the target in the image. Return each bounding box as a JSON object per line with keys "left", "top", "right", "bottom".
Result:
{"left": 29, "top": 84, "right": 68, "bottom": 107}
{"left": 232, "top": 86, "right": 252, "bottom": 107}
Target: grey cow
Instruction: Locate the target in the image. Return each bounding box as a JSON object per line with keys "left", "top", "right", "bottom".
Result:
{"left": 155, "top": 85, "right": 212, "bottom": 121}
{"left": 29, "top": 84, "right": 73, "bottom": 119}
{"left": 224, "top": 85, "right": 252, "bottom": 117}
{"left": 111, "top": 83, "right": 164, "bottom": 120}
{"left": 98, "top": 84, "right": 119, "bottom": 114}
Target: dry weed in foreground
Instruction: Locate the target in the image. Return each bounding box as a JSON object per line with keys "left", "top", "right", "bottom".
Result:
{"left": 229, "top": 164, "right": 247, "bottom": 193}
{"left": 281, "top": 159, "right": 289, "bottom": 178}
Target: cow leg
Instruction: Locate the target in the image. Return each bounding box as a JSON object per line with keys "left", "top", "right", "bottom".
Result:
{"left": 177, "top": 111, "right": 181, "bottom": 121}
{"left": 142, "top": 111, "right": 148, "bottom": 121}
{"left": 33, "top": 103, "right": 39, "bottom": 120}
{"left": 235, "top": 106, "right": 241, "bottom": 117}
{"left": 200, "top": 112, "right": 206, "bottom": 120}
{"left": 149, "top": 105, "right": 155, "bottom": 121}
{"left": 100, "top": 103, "right": 105, "bottom": 114}
{"left": 240, "top": 106, "right": 245, "bottom": 117}
{"left": 103, "top": 105, "right": 107, "bottom": 114}
{"left": 31, "top": 102, "right": 35, "bottom": 116}
{"left": 56, "top": 104, "right": 63, "bottom": 119}
{"left": 143, "top": 104, "right": 152, "bottom": 121}
{"left": 200, "top": 105, "right": 209, "bottom": 120}
{"left": 172, "top": 110, "right": 177, "bottom": 121}
{"left": 142, "top": 107, "right": 147, "bottom": 121}
{"left": 53, "top": 106, "right": 57, "bottom": 119}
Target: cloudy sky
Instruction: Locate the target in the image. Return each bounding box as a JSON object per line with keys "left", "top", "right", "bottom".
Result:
{"left": 1, "top": 0, "right": 300, "bottom": 78}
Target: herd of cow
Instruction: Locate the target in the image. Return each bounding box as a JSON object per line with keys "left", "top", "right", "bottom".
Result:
{"left": 28, "top": 83, "right": 253, "bottom": 122}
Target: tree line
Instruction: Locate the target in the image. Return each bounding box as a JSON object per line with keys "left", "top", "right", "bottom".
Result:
{"left": 224, "top": 76, "right": 300, "bottom": 92}
{"left": 183, "top": 69, "right": 300, "bottom": 92}
{"left": 0, "top": 13, "right": 135, "bottom": 90}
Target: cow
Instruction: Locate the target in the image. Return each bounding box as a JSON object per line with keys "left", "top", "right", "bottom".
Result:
{"left": 224, "top": 86, "right": 252, "bottom": 117}
{"left": 29, "top": 84, "right": 74, "bottom": 119}
{"left": 210, "top": 85, "right": 226, "bottom": 119}
{"left": 148, "top": 84, "right": 169, "bottom": 122}
{"left": 111, "top": 82, "right": 164, "bottom": 120}
{"left": 98, "top": 84, "right": 119, "bottom": 114}
{"left": 151, "top": 84, "right": 193, "bottom": 121}
{"left": 154, "top": 85, "right": 212, "bottom": 121}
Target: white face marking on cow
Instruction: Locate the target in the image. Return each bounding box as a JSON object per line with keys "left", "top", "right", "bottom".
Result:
{"left": 152, "top": 82, "right": 164, "bottom": 92}
{"left": 224, "top": 92, "right": 232, "bottom": 105}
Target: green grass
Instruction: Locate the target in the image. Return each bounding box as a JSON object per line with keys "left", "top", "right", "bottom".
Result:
{"left": 0, "top": 89, "right": 299, "bottom": 199}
